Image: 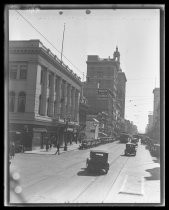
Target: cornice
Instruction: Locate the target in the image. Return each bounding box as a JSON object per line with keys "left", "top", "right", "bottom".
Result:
{"left": 9, "top": 46, "right": 82, "bottom": 86}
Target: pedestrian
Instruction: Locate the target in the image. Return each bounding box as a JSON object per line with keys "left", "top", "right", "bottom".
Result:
{"left": 75, "top": 133, "right": 78, "bottom": 144}
{"left": 55, "top": 141, "right": 60, "bottom": 155}
{"left": 48, "top": 138, "right": 52, "bottom": 150}
{"left": 46, "top": 139, "right": 49, "bottom": 152}
{"left": 10, "top": 142, "right": 15, "bottom": 159}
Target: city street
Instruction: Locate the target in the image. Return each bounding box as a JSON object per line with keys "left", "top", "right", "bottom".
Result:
{"left": 9, "top": 140, "right": 160, "bottom": 204}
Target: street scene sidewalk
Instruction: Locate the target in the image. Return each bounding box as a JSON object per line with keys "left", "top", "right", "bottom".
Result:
{"left": 24, "top": 142, "right": 80, "bottom": 155}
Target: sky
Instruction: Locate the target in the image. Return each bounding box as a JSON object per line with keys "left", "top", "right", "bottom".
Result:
{"left": 8, "top": 8, "right": 160, "bottom": 133}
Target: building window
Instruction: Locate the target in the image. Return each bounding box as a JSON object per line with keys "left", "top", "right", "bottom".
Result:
{"left": 18, "top": 92, "right": 26, "bottom": 112}
{"left": 54, "top": 100, "right": 57, "bottom": 115}
{"left": 40, "top": 70, "right": 44, "bottom": 84}
{"left": 20, "top": 65, "right": 27, "bottom": 79}
{"left": 10, "top": 65, "right": 17, "bottom": 79}
{"left": 87, "top": 76, "right": 90, "bottom": 82}
{"left": 38, "top": 95, "right": 42, "bottom": 115}
{"left": 55, "top": 78, "right": 58, "bottom": 92}
{"left": 48, "top": 74, "right": 52, "bottom": 88}
{"left": 97, "top": 71, "right": 103, "bottom": 78}
{"left": 9, "top": 91, "right": 15, "bottom": 112}
{"left": 47, "top": 98, "right": 50, "bottom": 116}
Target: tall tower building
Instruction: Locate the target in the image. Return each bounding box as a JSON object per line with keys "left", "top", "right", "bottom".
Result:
{"left": 83, "top": 47, "right": 127, "bottom": 134}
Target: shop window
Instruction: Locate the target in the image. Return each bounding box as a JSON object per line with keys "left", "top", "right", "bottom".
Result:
{"left": 18, "top": 92, "right": 26, "bottom": 112}
{"left": 9, "top": 91, "right": 15, "bottom": 112}
{"left": 19, "top": 65, "right": 27, "bottom": 79}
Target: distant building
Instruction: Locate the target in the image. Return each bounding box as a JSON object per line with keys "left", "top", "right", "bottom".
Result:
{"left": 124, "top": 119, "right": 138, "bottom": 135}
{"left": 153, "top": 88, "right": 160, "bottom": 125}
{"left": 9, "top": 40, "right": 82, "bottom": 150}
{"left": 83, "top": 47, "right": 127, "bottom": 135}
{"left": 85, "top": 115, "right": 99, "bottom": 139}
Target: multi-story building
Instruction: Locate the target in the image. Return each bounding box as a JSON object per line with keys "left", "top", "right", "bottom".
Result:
{"left": 8, "top": 40, "right": 82, "bottom": 150}
{"left": 83, "top": 47, "right": 127, "bottom": 135}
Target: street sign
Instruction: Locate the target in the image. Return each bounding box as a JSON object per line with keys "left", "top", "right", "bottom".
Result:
{"left": 97, "top": 89, "right": 108, "bottom": 98}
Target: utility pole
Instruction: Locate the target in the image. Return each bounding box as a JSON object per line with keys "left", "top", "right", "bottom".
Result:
{"left": 61, "top": 23, "right": 66, "bottom": 62}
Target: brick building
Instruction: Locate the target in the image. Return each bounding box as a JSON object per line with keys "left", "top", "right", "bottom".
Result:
{"left": 8, "top": 40, "right": 82, "bottom": 150}
{"left": 83, "top": 47, "right": 127, "bottom": 135}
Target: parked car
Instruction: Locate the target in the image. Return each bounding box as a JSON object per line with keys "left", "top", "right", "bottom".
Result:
{"left": 79, "top": 140, "right": 88, "bottom": 150}
{"left": 119, "top": 133, "right": 132, "bottom": 143}
{"left": 124, "top": 142, "right": 137, "bottom": 156}
{"left": 86, "top": 150, "right": 109, "bottom": 174}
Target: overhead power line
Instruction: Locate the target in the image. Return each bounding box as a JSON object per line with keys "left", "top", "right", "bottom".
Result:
{"left": 15, "top": 10, "right": 84, "bottom": 77}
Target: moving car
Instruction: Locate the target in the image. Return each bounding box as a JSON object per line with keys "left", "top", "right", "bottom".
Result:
{"left": 131, "top": 138, "right": 138, "bottom": 147}
{"left": 124, "top": 142, "right": 137, "bottom": 156}
{"left": 86, "top": 150, "right": 109, "bottom": 174}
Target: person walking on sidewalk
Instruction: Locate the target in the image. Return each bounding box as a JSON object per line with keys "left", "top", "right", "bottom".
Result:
{"left": 55, "top": 142, "right": 60, "bottom": 155}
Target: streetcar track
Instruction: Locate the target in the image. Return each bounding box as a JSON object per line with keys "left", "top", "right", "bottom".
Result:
{"left": 71, "top": 145, "right": 126, "bottom": 203}
{"left": 26, "top": 143, "right": 124, "bottom": 202}
{"left": 23, "top": 142, "right": 122, "bottom": 189}
{"left": 102, "top": 156, "right": 130, "bottom": 202}
{"left": 16, "top": 142, "right": 125, "bottom": 202}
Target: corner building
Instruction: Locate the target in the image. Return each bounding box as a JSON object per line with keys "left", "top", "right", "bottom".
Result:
{"left": 9, "top": 40, "right": 81, "bottom": 150}
{"left": 83, "top": 47, "right": 127, "bottom": 135}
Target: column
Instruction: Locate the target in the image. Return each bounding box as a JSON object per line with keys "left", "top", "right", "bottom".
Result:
{"left": 75, "top": 89, "right": 80, "bottom": 122}
{"left": 71, "top": 87, "right": 76, "bottom": 121}
{"left": 63, "top": 81, "right": 68, "bottom": 118}
{"left": 56, "top": 77, "right": 62, "bottom": 118}
{"left": 41, "top": 68, "right": 47, "bottom": 115}
{"left": 53, "top": 76, "right": 57, "bottom": 117}
{"left": 66, "top": 84, "right": 71, "bottom": 118}
{"left": 50, "top": 73, "right": 55, "bottom": 117}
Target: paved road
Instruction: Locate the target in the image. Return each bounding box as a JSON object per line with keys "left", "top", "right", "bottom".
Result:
{"left": 9, "top": 141, "right": 160, "bottom": 204}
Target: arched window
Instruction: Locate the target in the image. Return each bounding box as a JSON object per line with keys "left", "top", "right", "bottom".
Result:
{"left": 9, "top": 91, "right": 15, "bottom": 112}
{"left": 18, "top": 92, "right": 26, "bottom": 112}
{"left": 39, "top": 95, "right": 42, "bottom": 115}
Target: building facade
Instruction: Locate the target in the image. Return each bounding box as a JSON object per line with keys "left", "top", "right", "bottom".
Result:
{"left": 83, "top": 47, "right": 127, "bottom": 136}
{"left": 8, "top": 40, "right": 82, "bottom": 150}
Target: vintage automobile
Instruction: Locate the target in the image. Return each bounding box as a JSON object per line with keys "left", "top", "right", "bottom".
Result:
{"left": 119, "top": 132, "right": 132, "bottom": 143}
{"left": 79, "top": 140, "right": 89, "bottom": 150}
{"left": 131, "top": 138, "right": 138, "bottom": 147}
{"left": 124, "top": 142, "right": 137, "bottom": 156}
{"left": 86, "top": 150, "right": 109, "bottom": 174}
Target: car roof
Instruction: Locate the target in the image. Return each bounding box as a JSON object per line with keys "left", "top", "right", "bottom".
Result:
{"left": 90, "top": 149, "right": 109, "bottom": 154}
{"left": 126, "top": 142, "right": 136, "bottom": 145}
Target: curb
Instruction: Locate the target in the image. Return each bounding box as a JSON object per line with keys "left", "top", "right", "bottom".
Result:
{"left": 23, "top": 145, "right": 80, "bottom": 155}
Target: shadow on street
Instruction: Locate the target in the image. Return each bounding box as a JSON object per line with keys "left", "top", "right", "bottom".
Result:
{"left": 77, "top": 168, "right": 106, "bottom": 177}
{"left": 144, "top": 167, "right": 160, "bottom": 181}
{"left": 153, "top": 158, "right": 160, "bottom": 164}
